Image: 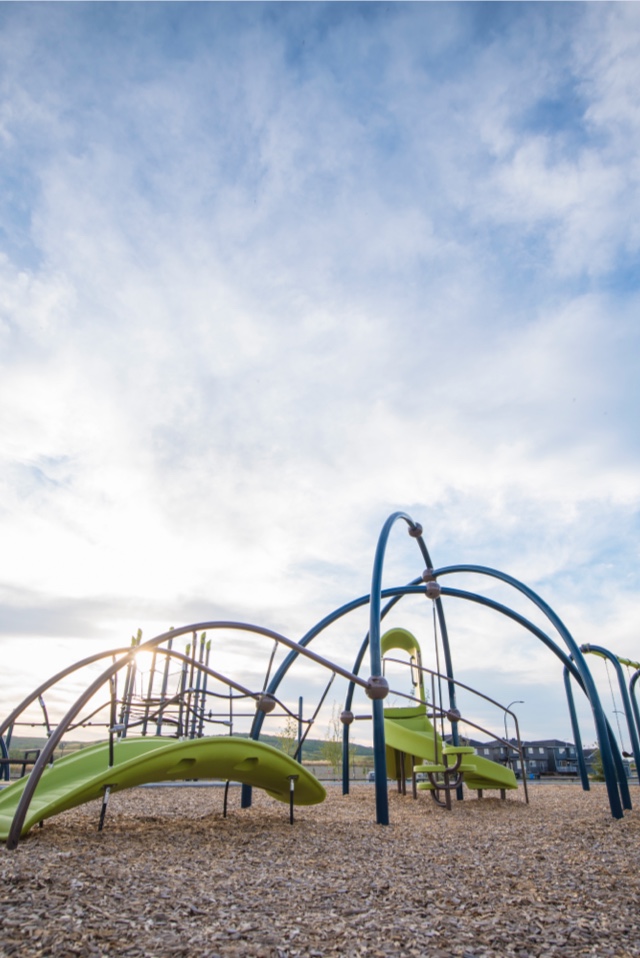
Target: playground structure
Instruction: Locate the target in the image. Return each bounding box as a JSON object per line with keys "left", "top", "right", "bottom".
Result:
{"left": 579, "top": 645, "right": 640, "bottom": 776}
{"left": 378, "top": 628, "right": 519, "bottom": 809}
{"left": 1, "top": 511, "right": 637, "bottom": 849}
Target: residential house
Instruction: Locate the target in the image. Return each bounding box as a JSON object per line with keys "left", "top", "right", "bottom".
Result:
{"left": 471, "top": 738, "right": 579, "bottom": 777}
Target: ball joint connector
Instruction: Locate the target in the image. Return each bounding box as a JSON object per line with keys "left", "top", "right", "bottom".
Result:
{"left": 408, "top": 522, "right": 423, "bottom": 538}
{"left": 255, "top": 693, "right": 277, "bottom": 713}
{"left": 365, "top": 676, "right": 389, "bottom": 700}
{"left": 340, "top": 710, "right": 354, "bottom": 726}
{"left": 422, "top": 568, "right": 441, "bottom": 598}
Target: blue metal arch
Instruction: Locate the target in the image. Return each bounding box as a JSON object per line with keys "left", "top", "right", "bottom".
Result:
{"left": 580, "top": 644, "right": 640, "bottom": 781}
{"left": 434, "top": 565, "right": 625, "bottom": 819}
{"left": 244, "top": 514, "right": 629, "bottom": 822}
{"left": 244, "top": 507, "right": 459, "bottom": 827}
{"left": 438, "top": 585, "right": 629, "bottom": 814}
{"left": 242, "top": 583, "right": 426, "bottom": 809}
{"left": 368, "top": 513, "right": 424, "bottom": 825}
{"left": 562, "top": 666, "right": 629, "bottom": 795}
{"left": 335, "top": 576, "right": 629, "bottom": 817}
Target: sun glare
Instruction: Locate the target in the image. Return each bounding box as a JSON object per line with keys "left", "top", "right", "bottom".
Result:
{"left": 134, "top": 651, "right": 156, "bottom": 677}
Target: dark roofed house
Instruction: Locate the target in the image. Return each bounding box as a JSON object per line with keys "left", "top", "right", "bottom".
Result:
{"left": 466, "top": 739, "right": 579, "bottom": 778}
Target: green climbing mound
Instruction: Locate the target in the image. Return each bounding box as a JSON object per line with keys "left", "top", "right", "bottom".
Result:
{"left": 0, "top": 736, "right": 326, "bottom": 841}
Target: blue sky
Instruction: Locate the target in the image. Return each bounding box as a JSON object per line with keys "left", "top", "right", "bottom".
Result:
{"left": 1, "top": 2, "right": 640, "bottom": 748}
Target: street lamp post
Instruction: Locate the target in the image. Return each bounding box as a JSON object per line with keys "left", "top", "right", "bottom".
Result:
{"left": 504, "top": 700, "right": 524, "bottom": 772}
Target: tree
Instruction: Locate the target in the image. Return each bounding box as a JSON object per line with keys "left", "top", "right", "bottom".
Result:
{"left": 277, "top": 714, "right": 299, "bottom": 758}
{"left": 590, "top": 747, "right": 605, "bottom": 782}
{"left": 321, "top": 702, "right": 353, "bottom": 775}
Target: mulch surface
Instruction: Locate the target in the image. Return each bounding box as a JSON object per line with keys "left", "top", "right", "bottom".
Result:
{"left": 1, "top": 783, "right": 638, "bottom": 958}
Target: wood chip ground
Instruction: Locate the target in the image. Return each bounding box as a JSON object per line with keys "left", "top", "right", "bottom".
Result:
{"left": 1, "top": 783, "right": 638, "bottom": 957}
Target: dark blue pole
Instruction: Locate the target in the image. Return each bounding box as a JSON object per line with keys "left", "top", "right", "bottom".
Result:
{"left": 630, "top": 671, "right": 640, "bottom": 748}
{"left": 563, "top": 666, "right": 590, "bottom": 790}
{"left": 369, "top": 512, "right": 422, "bottom": 825}
{"left": 0, "top": 735, "right": 9, "bottom": 782}
{"left": 341, "top": 719, "right": 351, "bottom": 794}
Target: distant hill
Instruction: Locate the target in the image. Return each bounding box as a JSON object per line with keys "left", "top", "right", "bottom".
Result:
{"left": 4, "top": 736, "right": 51, "bottom": 753}
{"left": 4, "top": 736, "right": 86, "bottom": 757}
{"left": 258, "top": 733, "right": 374, "bottom": 761}
{"left": 5, "top": 734, "right": 374, "bottom": 762}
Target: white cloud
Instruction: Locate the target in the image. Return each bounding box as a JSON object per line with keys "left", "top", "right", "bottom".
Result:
{"left": 0, "top": 4, "right": 639, "bottom": 749}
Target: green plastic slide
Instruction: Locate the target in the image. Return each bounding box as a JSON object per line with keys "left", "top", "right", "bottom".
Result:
{"left": 384, "top": 705, "right": 518, "bottom": 791}
{"left": 381, "top": 627, "right": 518, "bottom": 793}
{"left": 0, "top": 736, "right": 326, "bottom": 841}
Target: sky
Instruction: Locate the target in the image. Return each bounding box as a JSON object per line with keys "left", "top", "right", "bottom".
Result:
{"left": 1, "top": 2, "right": 640, "bottom": 751}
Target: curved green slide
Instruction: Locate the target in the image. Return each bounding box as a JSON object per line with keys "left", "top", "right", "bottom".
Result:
{"left": 381, "top": 628, "right": 517, "bottom": 793}
{"left": 384, "top": 705, "right": 517, "bottom": 791}
{"left": 0, "top": 736, "right": 326, "bottom": 841}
